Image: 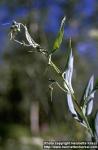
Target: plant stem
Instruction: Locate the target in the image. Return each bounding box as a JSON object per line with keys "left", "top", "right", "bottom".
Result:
{"left": 56, "top": 82, "right": 67, "bottom": 92}
{"left": 11, "top": 21, "right": 94, "bottom": 140}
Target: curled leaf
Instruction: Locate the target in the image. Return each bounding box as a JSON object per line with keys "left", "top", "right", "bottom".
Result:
{"left": 9, "top": 21, "right": 21, "bottom": 40}
{"left": 62, "top": 49, "right": 74, "bottom": 94}
{"left": 24, "top": 25, "right": 39, "bottom": 48}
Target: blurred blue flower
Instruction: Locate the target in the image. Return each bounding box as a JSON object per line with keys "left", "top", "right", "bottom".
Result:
{"left": 76, "top": 41, "right": 97, "bottom": 57}
{"left": 75, "top": 0, "right": 96, "bottom": 17}
{"left": 32, "top": 0, "right": 44, "bottom": 9}
{"left": 32, "top": 0, "right": 67, "bottom": 9}
{"left": 0, "top": 31, "right": 7, "bottom": 53}
{"left": 32, "top": 0, "right": 54, "bottom": 9}
{"left": 44, "top": 5, "right": 64, "bottom": 34}
{"left": 13, "top": 7, "right": 29, "bottom": 18}
{"left": 0, "top": 5, "right": 9, "bottom": 22}
{"left": 64, "top": 26, "right": 79, "bottom": 38}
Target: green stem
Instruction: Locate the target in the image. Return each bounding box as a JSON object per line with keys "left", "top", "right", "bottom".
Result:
{"left": 50, "top": 60, "right": 62, "bottom": 74}
{"left": 56, "top": 82, "right": 67, "bottom": 92}
{"left": 61, "top": 74, "right": 94, "bottom": 137}
{"left": 44, "top": 51, "right": 94, "bottom": 138}
{"left": 12, "top": 23, "right": 94, "bottom": 140}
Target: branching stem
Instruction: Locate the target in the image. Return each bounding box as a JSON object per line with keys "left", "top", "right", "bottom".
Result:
{"left": 10, "top": 21, "right": 94, "bottom": 141}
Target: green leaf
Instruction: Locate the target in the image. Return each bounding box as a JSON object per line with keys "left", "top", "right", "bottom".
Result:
{"left": 52, "top": 16, "right": 66, "bottom": 53}
{"left": 64, "top": 38, "right": 72, "bottom": 70}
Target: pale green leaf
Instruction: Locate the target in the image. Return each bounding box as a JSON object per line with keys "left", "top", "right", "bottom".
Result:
{"left": 52, "top": 16, "right": 66, "bottom": 53}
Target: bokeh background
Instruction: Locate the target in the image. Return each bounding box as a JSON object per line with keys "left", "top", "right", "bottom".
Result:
{"left": 0, "top": 0, "right": 98, "bottom": 149}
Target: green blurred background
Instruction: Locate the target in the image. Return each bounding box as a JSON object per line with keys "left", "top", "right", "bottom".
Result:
{"left": 0, "top": 0, "right": 98, "bottom": 149}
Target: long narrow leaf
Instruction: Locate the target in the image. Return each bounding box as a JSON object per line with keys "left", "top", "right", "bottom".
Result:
{"left": 52, "top": 16, "right": 66, "bottom": 53}
{"left": 86, "top": 99, "right": 93, "bottom": 115}
{"left": 67, "top": 93, "right": 87, "bottom": 127}
{"left": 62, "top": 49, "right": 74, "bottom": 93}
{"left": 67, "top": 93, "right": 77, "bottom": 116}
{"left": 64, "top": 38, "right": 72, "bottom": 70}
{"left": 85, "top": 75, "right": 94, "bottom": 99}
{"left": 81, "top": 75, "right": 94, "bottom": 116}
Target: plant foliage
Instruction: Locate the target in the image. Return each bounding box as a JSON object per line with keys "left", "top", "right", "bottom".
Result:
{"left": 9, "top": 17, "right": 98, "bottom": 142}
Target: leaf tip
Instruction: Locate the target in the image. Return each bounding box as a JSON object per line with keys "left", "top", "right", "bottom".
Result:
{"left": 91, "top": 74, "right": 94, "bottom": 81}
{"left": 60, "top": 16, "right": 66, "bottom": 30}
